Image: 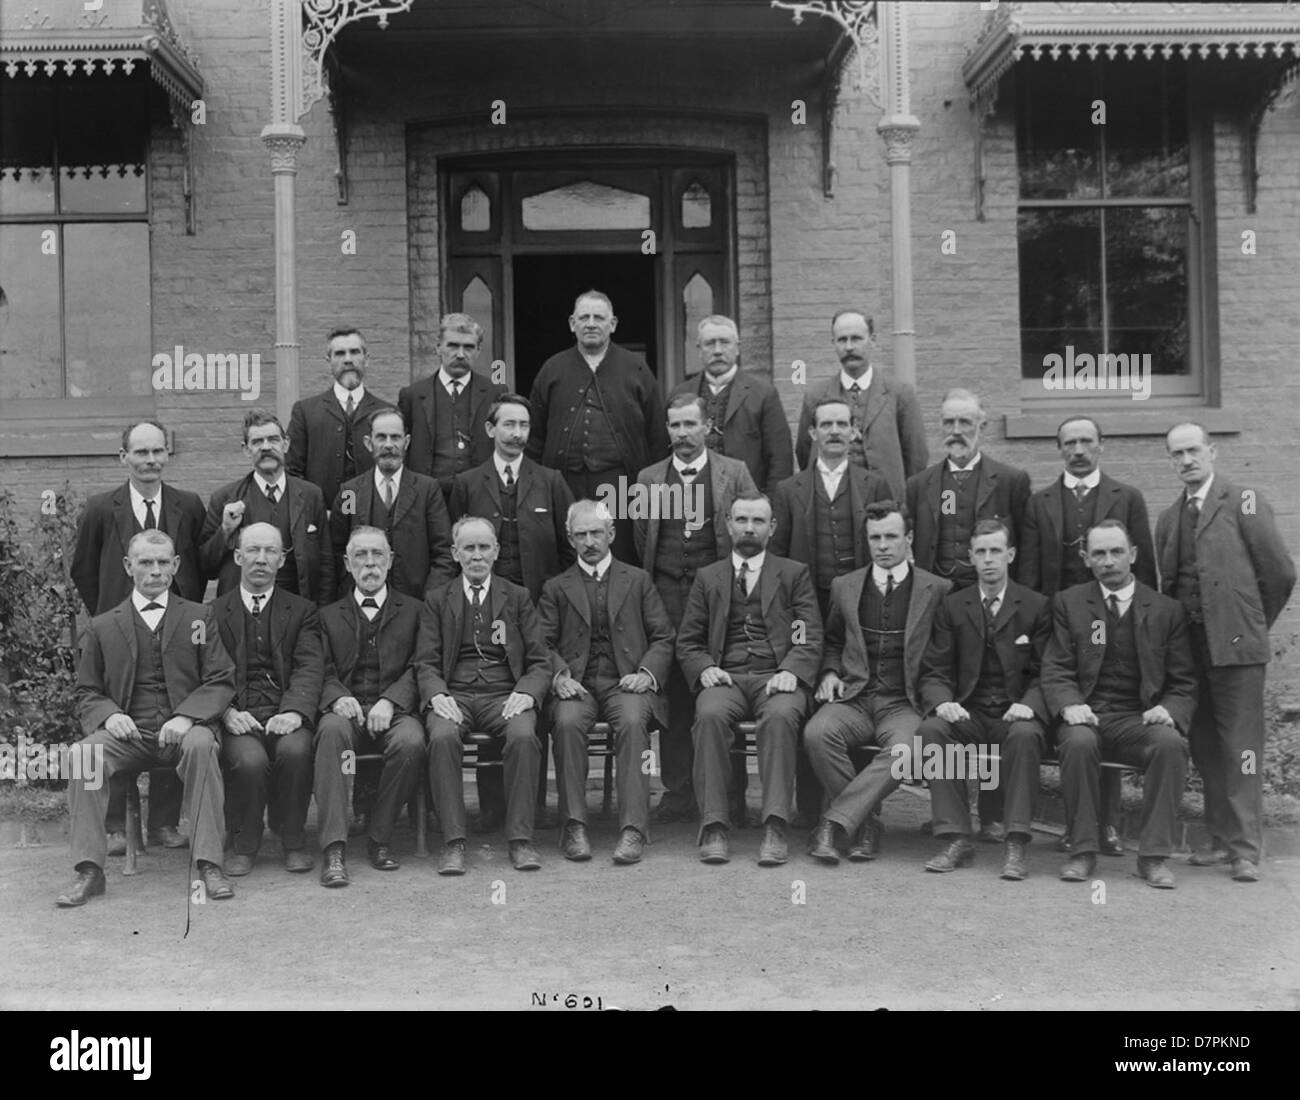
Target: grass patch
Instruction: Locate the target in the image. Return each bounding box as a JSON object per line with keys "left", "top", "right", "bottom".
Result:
{"left": 0, "top": 784, "right": 67, "bottom": 822}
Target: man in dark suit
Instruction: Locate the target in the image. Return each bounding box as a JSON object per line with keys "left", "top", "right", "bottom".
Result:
{"left": 71, "top": 419, "right": 204, "bottom": 852}
{"left": 917, "top": 519, "right": 1050, "bottom": 880}
{"left": 202, "top": 411, "right": 334, "bottom": 606}
{"left": 288, "top": 326, "right": 388, "bottom": 510}
{"left": 398, "top": 312, "right": 507, "bottom": 496}
{"left": 313, "top": 527, "right": 426, "bottom": 887}
{"left": 635, "top": 394, "right": 758, "bottom": 824}
{"left": 330, "top": 406, "right": 455, "bottom": 600}
{"left": 527, "top": 289, "right": 670, "bottom": 563}
{"left": 1021, "top": 415, "right": 1152, "bottom": 855}
{"left": 1041, "top": 519, "right": 1197, "bottom": 888}
{"left": 211, "top": 523, "right": 324, "bottom": 876}
{"left": 668, "top": 314, "right": 792, "bottom": 494}
{"left": 539, "top": 500, "right": 675, "bottom": 864}
{"left": 805, "top": 501, "right": 950, "bottom": 864}
{"left": 676, "top": 493, "right": 823, "bottom": 866}
{"left": 418, "top": 517, "right": 554, "bottom": 874}
{"left": 1157, "top": 424, "right": 1295, "bottom": 883}
{"left": 58, "top": 530, "right": 235, "bottom": 906}
{"left": 794, "top": 310, "right": 928, "bottom": 497}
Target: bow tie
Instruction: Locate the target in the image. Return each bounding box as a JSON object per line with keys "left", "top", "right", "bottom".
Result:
{"left": 142, "top": 601, "right": 164, "bottom": 612}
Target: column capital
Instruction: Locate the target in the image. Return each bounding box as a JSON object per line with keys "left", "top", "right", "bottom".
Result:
{"left": 261, "top": 122, "right": 307, "bottom": 173}
{"left": 876, "top": 115, "right": 919, "bottom": 164}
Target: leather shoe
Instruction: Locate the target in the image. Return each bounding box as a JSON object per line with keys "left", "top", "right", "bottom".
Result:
{"left": 509, "top": 840, "right": 542, "bottom": 871}
{"left": 106, "top": 831, "right": 127, "bottom": 858}
{"left": 757, "top": 820, "right": 788, "bottom": 866}
{"left": 1137, "top": 856, "right": 1176, "bottom": 889}
{"left": 561, "top": 821, "right": 592, "bottom": 862}
{"left": 809, "top": 820, "right": 841, "bottom": 865}
{"left": 284, "top": 848, "right": 313, "bottom": 873}
{"left": 320, "top": 843, "right": 349, "bottom": 888}
{"left": 1230, "top": 858, "right": 1260, "bottom": 883}
{"left": 925, "top": 836, "right": 976, "bottom": 873}
{"left": 225, "top": 853, "right": 254, "bottom": 877}
{"left": 1100, "top": 825, "right": 1124, "bottom": 857}
{"left": 439, "top": 839, "right": 467, "bottom": 875}
{"left": 56, "top": 864, "right": 106, "bottom": 908}
{"left": 698, "top": 825, "right": 729, "bottom": 864}
{"left": 149, "top": 825, "right": 189, "bottom": 849}
{"left": 650, "top": 797, "right": 695, "bottom": 825}
{"left": 1190, "top": 843, "right": 1231, "bottom": 866}
{"left": 976, "top": 822, "right": 1005, "bottom": 844}
{"left": 1001, "top": 837, "right": 1028, "bottom": 881}
{"left": 198, "top": 860, "right": 234, "bottom": 900}
{"left": 612, "top": 827, "right": 645, "bottom": 864}
{"left": 1059, "top": 853, "right": 1097, "bottom": 882}
{"left": 367, "top": 841, "right": 399, "bottom": 871}
{"left": 847, "top": 818, "right": 881, "bottom": 862}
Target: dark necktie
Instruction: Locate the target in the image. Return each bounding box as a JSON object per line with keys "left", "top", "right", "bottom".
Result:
{"left": 848, "top": 382, "right": 861, "bottom": 396}
{"left": 1073, "top": 483, "right": 1090, "bottom": 503}
{"left": 503, "top": 464, "right": 514, "bottom": 488}
{"left": 679, "top": 466, "right": 698, "bottom": 479}
{"left": 451, "top": 381, "right": 463, "bottom": 400}
{"left": 736, "top": 561, "right": 750, "bottom": 598}
{"left": 1107, "top": 594, "right": 1121, "bottom": 621}
{"left": 470, "top": 584, "right": 484, "bottom": 609}
{"left": 360, "top": 596, "right": 378, "bottom": 621}
{"left": 266, "top": 483, "right": 278, "bottom": 504}
{"left": 950, "top": 467, "right": 973, "bottom": 485}
{"left": 251, "top": 593, "right": 264, "bottom": 616}
{"left": 982, "top": 594, "right": 996, "bottom": 622}
{"left": 344, "top": 393, "right": 356, "bottom": 419}
{"left": 1186, "top": 494, "right": 1200, "bottom": 516}
{"left": 143, "top": 497, "right": 157, "bottom": 530}
{"left": 382, "top": 478, "right": 395, "bottom": 508}
{"left": 143, "top": 601, "right": 163, "bottom": 612}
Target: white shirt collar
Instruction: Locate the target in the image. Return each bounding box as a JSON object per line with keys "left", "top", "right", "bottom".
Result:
{"left": 128, "top": 482, "right": 163, "bottom": 526}
{"left": 253, "top": 471, "right": 287, "bottom": 496}
{"left": 978, "top": 583, "right": 1008, "bottom": 609}
{"left": 817, "top": 457, "right": 847, "bottom": 479}
{"left": 1063, "top": 469, "right": 1101, "bottom": 491}
{"left": 438, "top": 368, "right": 469, "bottom": 394}
{"left": 1187, "top": 474, "right": 1214, "bottom": 505}
{"left": 705, "top": 364, "right": 739, "bottom": 392}
{"left": 493, "top": 452, "right": 522, "bottom": 483}
{"left": 132, "top": 589, "right": 169, "bottom": 615}
{"left": 240, "top": 585, "right": 273, "bottom": 614}
{"left": 581, "top": 347, "right": 607, "bottom": 371}
{"left": 672, "top": 451, "right": 708, "bottom": 476}
{"left": 946, "top": 452, "right": 983, "bottom": 473}
{"left": 579, "top": 554, "right": 613, "bottom": 581}
{"left": 840, "top": 365, "right": 873, "bottom": 393}
{"left": 334, "top": 381, "right": 365, "bottom": 408}
{"left": 462, "top": 574, "right": 492, "bottom": 601}
{"left": 872, "top": 562, "right": 910, "bottom": 588}
{"left": 1099, "top": 578, "right": 1137, "bottom": 607}
{"left": 732, "top": 551, "right": 765, "bottom": 579}
{"left": 353, "top": 584, "right": 387, "bottom": 610}
{"left": 374, "top": 465, "right": 403, "bottom": 495}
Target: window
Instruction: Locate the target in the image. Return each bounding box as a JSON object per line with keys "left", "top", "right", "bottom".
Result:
{"left": 0, "top": 72, "right": 152, "bottom": 404}
{"left": 1016, "top": 61, "right": 1209, "bottom": 403}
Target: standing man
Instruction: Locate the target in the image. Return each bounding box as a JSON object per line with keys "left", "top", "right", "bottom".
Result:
{"left": 71, "top": 419, "right": 205, "bottom": 853}
{"left": 539, "top": 500, "right": 675, "bottom": 864}
{"left": 668, "top": 315, "right": 792, "bottom": 493}
{"left": 1156, "top": 424, "right": 1295, "bottom": 882}
{"left": 1041, "top": 520, "right": 1197, "bottom": 888}
{"left": 202, "top": 411, "right": 334, "bottom": 606}
{"left": 805, "top": 501, "right": 949, "bottom": 864}
{"left": 330, "top": 406, "right": 455, "bottom": 600}
{"left": 676, "top": 493, "right": 823, "bottom": 866}
{"left": 635, "top": 394, "right": 757, "bottom": 824}
{"left": 917, "top": 520, "right": 1050, "bottom": 880}
{"left": 399, "top": 313, "right": 506, "bottom": 496}
{"left": 57, "top": 531, "right": 235, "bottom": 907}
{"left": 795, "top": 310, "right": 927, "bottom": 498}
{"left": 313, "top": 528, "right": 426, "bottom": 887}
{"left": 418, "top": 517, "right": 553, "bottom": 874}
{"left": 527, "top": 289, "right": 670, "bottom": 563}
{"left": 211, "top": 524, "right": 323, "bottom": 877}
{"left": 288, "top": 326, "right": 388, "bottom": 510}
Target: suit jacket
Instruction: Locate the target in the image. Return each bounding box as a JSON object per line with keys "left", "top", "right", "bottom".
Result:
{"left": 676, "top": 554, "right": 823, "bottom": 692}
{"left": 527, "top": 343, "right": 671, "bottom": 476}
{"left": 448, "top": 456, "right": 575, "bottom": 602}
{"left": 669, "top": 370, "right": 793, "bottom": 493}
{"left": 211, "top": 587, "right": 324, "bottom": 726}
{"left": 318, "top": 590, "right": 424, "bottom": 716}
{"left": 71, "top": 482, "right": 207, "bottom": 614}
{"left": 634, "top": 451, "right": 758, "bottom": 572}
{"left": 1155, "top": 477, "right": 1296, "bottom": 666}
{"left": 1040, "top": 581, "right": 1198, "bottom": 731}
{"left": 201, "top": 473, "right": 335, "bottom": 606}
{"left": 919, "top": 579, "right": 1050, "bottom": 722}
{"left": 905, "top": 455, "right": 1032, "bottom": 579}
{"left": 287, "top": 387, "right": 388, "bottom": 508}
{"left": 415, "top": 576, "right": 553, "bottom": 705}
{"left": 1021, "top": 472, "right": 1155, "bottom": 594}
{"left": 330, "top": 467, "right": 455, "bottom": 600}
{"left": 820, "top": 565, "right": 950, "bottom": 711}
{"left": 76, "top": 597, "right": 236, "bottom": 736}
{"left": 795, "top": 370, "right": 928, "bottom": 498}
{"left": 398, "top": 370, "right": 506, "bottom": 490}
{"left": 538, "top": 560, "right": 676, "bottom": 726}
{"left": 769, "top": 464, "right": 893, "bottom": 574}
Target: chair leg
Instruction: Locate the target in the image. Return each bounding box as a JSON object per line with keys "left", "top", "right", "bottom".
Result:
{"left": 602, "top": 753, "right": 614, "bottom": 819}
{"left": 416, "top": 785, "right": 428, "bottom": 858}
{"left": 124, "top": 783, "right": 141, "bottom": 876}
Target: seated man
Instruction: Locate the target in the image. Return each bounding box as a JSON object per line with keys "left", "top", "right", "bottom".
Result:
{"left": 211, "top": 523, "right": 324, "bottom": 876}
{"left": 917, "top": 519, "right": 1050, "bottom": 880}
{"left": 806, "top": 501, "right": 949, "bottom": 865}
{"left": 676, "top": 493, "right": 823, "bottom": 867}
{"left": 538, "top": 500, "right": 675, "bottom": 864}
{"left": 314, "top": 527, "right": 426, "bottom": 887}
{"left": 1041, "top": 519, "right": 1197, "bottom": 888}
{"left": 418, "top": 517, "right": 552, "bottom": 874}
{"left": 59, "top": 530, "right": 235, "bottom": 907}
